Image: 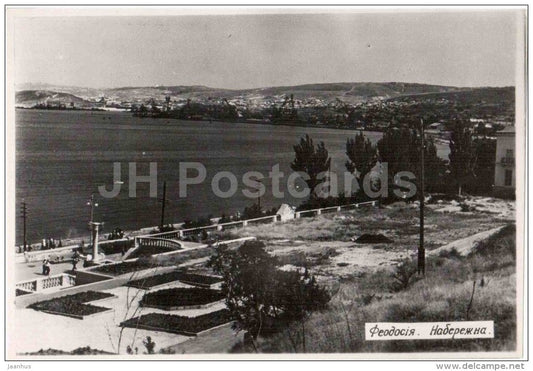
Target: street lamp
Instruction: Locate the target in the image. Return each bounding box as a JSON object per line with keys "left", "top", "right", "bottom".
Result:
{"left": 418, "top": 119, "right": 426, "bottom": 275}
{"left": 256, "top": 178, "right": 262, "bottom": 210}
{"left": 87, "top": 193, "right": 98, "bottom": 247}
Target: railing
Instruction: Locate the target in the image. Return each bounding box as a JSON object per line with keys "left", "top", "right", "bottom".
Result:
{"left": 294, "top": 201, "right": 377, "bottom": 218}
{"left": 144, "top": 230, "right": 182, "bottom": 240}
{"left": 181, "top": 224, "right": 219, "bottom": 237}
{"left": 245, "top": 215, "right": 280, "bottom": 226}
{"left": 137, "top": 200, "right": 377, "bottom": 241}
{"left": 15, "top": 273, "right": 76, "bottom": 293}
{"left": 135, "top": 237, "right": 183, "bottom": 250}
{"left": 16, "top": 280, "right": 36, "bottom": 292}
{"left": 41, "top": 275, "right": 63, "bottom": 290}
{"left": 216, "top": 220, "right": 245, "bottom": 231}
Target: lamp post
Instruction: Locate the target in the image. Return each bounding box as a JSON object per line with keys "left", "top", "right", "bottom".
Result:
{"left": 418, "top": 119, "right": 426, "bottom": 275}
{"left": 87, "top": 193, "right": 98, "bottom": 247}
{"left": 256, "top": 178, "right": 262, "bottom": 210}
{"left": 159, "top": 181, "right": 167, "bottom": 230}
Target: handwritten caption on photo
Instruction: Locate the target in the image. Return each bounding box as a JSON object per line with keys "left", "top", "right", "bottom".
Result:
{"left": 365, "top": 321, "right": 494, "bottom": 341}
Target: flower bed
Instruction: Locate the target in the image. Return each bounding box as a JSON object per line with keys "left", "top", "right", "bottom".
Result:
{"left": 124, "top": 245, "right": 176, "bottom": 259}
{"left": 88, "top": 260, "right": 153, "bottom": 276}
{"left": 126, "top": 271, "right": 222, "bottom": 289}
{"left": 120, "top": 309, "right": 232, "bottom": 336}
{"left": 177, "top": 273, "right": 223, "bottom": 287}
{"left": 97, "top": 239, "right": 135, "bottom": 255}
{"left": 28, "top": 291, "right": 114, "bottom": 319}
{"left": 16, "top": 289, "right": 32, "bottom": 296}
{"left": 140, "top": 287, "right": 224, "bottom": 309}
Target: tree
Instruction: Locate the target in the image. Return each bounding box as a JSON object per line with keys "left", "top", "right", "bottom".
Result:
{"left": 470, "top": 138, "right": 496, "bottom": 194}
{"left": 345, "top": 131, "right": 377, "bottom": 195}
{"left": 291, "top": 134, "right": 331, "bottom": 199}
{"left": 207, "top": 240, "right": 278, "bottom": 341}
{"left": 423, "top": 137, "right": 447, "bottom": 193}
{"left": 449, "top": 119, "right": 476, "bottom": 196}
{"left": 377, "top": 127, "right": 445, "bottom": 198}
{"left": 273, "top": 269, "right": 329, "bottom": 320}
{"left": 242, "top": 203, "right": 263, "bottom": 220}
{"left": 207, "top": 240, "right": 330, "bottom": 346}
{"left": 272, "top": 269, "right": 330, "bottom": 353}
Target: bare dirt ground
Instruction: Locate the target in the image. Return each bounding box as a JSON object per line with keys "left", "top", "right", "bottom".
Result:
{"left": 225, "top": 196, "right": 515, "bottom": 279}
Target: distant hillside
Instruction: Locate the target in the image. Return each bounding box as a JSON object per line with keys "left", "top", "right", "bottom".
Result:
{"left": 100, "top": 82, "right": 465, "bottom": 104}
{"left": 15, "top": 83, "right": 102, "bottom": 99}
{"left": 15, "top": 90, "right": 92, "bottom": 107}
{"left": 250, "top": 82, "right": 463, "bottom": 100}
{"left": 385, "top": 86, "right": 514, "bottom": 105}
{"left": 15, "top": 83, "right": 514, "bottom": 108}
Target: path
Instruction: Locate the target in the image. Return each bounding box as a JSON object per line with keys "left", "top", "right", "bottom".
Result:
{"left": 161, "top": 323, "right": 244, "bottom": 354}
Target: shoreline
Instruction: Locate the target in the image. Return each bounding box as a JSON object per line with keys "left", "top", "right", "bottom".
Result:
{"left": 16, "top": 107, "right": 382, "bottom": 133}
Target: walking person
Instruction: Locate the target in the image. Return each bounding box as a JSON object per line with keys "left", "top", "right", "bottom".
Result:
{"left": 72, "top": 250, "right": 81, "bottom": 271}
{"left": 42, "top": 259, "right": 47, "bottom": 275}
{"left": 44, "top": 259, "right": 51, "bottom": 276}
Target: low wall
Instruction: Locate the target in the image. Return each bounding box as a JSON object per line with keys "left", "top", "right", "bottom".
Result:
{"left": 15, "top": 274, "right": 120, "bottom": 309}
{"left": 20, "top": 245, "right": 79, "bottom": 263}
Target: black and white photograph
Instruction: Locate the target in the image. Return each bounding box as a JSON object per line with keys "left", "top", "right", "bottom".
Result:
{"left": 4, "top": 5, "right": 527, "bottom": 361}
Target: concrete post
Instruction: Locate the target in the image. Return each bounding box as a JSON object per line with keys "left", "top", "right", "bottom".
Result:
{"left": 243, "top": 220, "right": 248, "bottom": 227}
{"left": 35, "top": 278, "right": 43, "bottom": 292}
{"left": 91, "top": 222, "right": 103, "bottom": 262}
{"left": 316, "top": 209, "right": 322, "bottom": 215}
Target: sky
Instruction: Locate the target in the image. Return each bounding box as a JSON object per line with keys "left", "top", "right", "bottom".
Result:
{"left": 12, "top": 9, "right": 524, "bottom": 89}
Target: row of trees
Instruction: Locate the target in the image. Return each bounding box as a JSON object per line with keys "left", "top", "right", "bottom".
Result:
{"left": 290, "top": 119, "right": 497, "bottom": 204}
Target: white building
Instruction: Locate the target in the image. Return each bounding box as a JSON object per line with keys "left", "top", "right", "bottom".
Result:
{"left": 493, "top": 126, "right": 515, "bottom": 198}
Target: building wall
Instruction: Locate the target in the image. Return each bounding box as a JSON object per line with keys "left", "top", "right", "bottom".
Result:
{"left": 494, "top": 133, "right": 515, "bottom": 198}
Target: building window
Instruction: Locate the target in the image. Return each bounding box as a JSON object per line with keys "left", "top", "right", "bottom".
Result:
{"left": 504, "top": 169, "right": 513, "bottom": 186}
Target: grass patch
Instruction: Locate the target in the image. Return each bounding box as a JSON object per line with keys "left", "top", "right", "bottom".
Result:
{"left": 120, "top": 309, "right": 233, "bottom": 336}
{"left": 226, "top": 206, "right": 504, "bottom": 250}
{"left": 24, "top": 346, "right": 113, "bottom": 355}
{"left": 140, "top": 287, "right": 224, "bottom": 309}
{"left": 150, "top": 246, "right": 216, "bottom": 267}
{"left": 28, "top": 291, "right": 114, "bottom": 318}
{"left": 126, "top": 271, "right": 222, "bottom": 289}
{"left": 94, "top": 239, "right": 134, "bottom": 255}
{"left": 16, "top": 289, "right": 31, "bottom": 296}
{"left": 125, "top": 245, "right": 177, "bottom": 259}
{"left": 243, "top": 223, "right": 517, "bottom": 353}
{"left": 88, "top": 259, "right": 154, "bottom": 276}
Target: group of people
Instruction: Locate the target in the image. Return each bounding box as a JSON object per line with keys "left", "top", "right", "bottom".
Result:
{"left": 17, "top": 237, "right": 64, "bottom": 253}
{"left": 41, "top": 238, "right": 63, "bottom": 250}
{"left": 40, "top": 249, "right": 86, "bottom": 276}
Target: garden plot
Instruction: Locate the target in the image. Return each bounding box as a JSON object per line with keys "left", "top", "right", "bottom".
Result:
{"left": 126, "top": 271, "right": 223, "bottom": 290}
{"left": 140, "top": 287, "right": 224, "bottom": 310}
{"left": 28, "top": 291, "right": 115, "bottom": 319}
{"left": 120, "top": 309, "right": 233, "bottom": 336}
{"left": 14, "top": 284, "right": 228, "bottom": 354}
{"left": 87, "top": 260, "right": 155, "bottom": 276}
